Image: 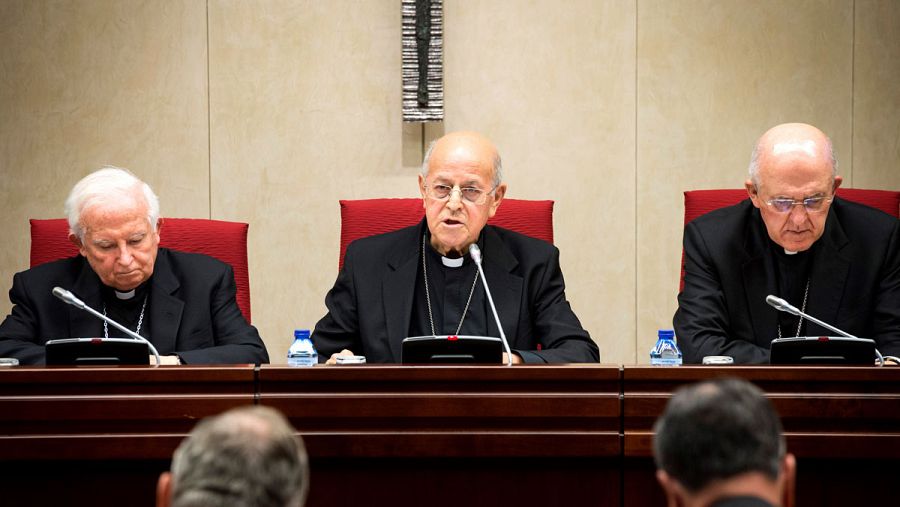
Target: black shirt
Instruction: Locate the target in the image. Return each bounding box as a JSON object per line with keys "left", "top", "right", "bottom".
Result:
{"left": 99, "top": 280, "right": 152, "bottom": 340}
{"left": 408, "top": 231, "right": 490, "bottom": 337}
{"left": 771, "top": 241, "right": 815, "bottom": 338}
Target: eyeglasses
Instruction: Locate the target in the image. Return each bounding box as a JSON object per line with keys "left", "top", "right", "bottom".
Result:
{"left": 763, "top": 195, "right": 833, "bottom": 213}
{"left": 424, "top": 182, "right": 497, "bottom": 205}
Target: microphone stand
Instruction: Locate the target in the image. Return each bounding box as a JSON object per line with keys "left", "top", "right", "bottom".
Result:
{"left": 53, "top": 287, "right": 161, "bottom": 366}
{"left": 765, "top": 295, "right": 886, "bottom": 366}
{"left": 469, "top": 244, "right": 513, "bottom": 366}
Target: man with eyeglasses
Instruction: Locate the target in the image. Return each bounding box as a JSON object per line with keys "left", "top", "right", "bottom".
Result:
{"left": 674, "top": 123, "right": 900, "bottom": 364}
{"left": 312, "top": 131, "right": 598, "bottom": 364}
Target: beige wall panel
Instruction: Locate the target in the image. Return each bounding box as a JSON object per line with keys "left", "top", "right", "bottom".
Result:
{"left": 443, "top": 0, "right": 637, "bottom": 363}
{"left": 853, "top": 0, "right": 900, "bottom": 190}
{"left": 0, "top": 1, "right": 208, "bottom": 318}
{"left": 209, "top": 1, "right": 406, "bottom": 361}
{"left": 636, "top": 0, "right": 853, "bottom": 362}
{"left": 7, "top": 0, "right": 893, "bottom": 367}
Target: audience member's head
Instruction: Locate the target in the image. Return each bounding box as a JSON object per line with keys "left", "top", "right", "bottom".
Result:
{"left": 157, "top": 405, "right": 309, "bottom": 507}
{"left": 653, "top": 378, "right": 795, "bottom": 507}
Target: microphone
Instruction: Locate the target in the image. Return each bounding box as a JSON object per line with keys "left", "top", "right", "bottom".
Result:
{"left": 765, "top": 294, "right": 887, "bottom": 365}
{"left": 469, "top": 244, "right": 513, "bottom": 366}
{"left": 764, "top": 295, "right": 799, "bottom": 316}
{"left": 52, "top": 287, "right": 86, "bottom": 309}
{"left": 765, "top": 295, "right": 856, "bottom": 338}
{"left": 52, "top": 286, "right": 161, "bottom": 366}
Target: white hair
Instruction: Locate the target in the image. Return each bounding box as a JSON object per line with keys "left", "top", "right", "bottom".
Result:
{"left": 64, "top": 166, "right": 160, "bottom": 239}
{"left": 748, "top": 137, "right": 838, "bottom": 187}
{"left": 421, "top": 140, "right": 504, "bottom": 188}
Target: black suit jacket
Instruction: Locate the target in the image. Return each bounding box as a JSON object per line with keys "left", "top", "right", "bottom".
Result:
{"left": 674, "top": 198, "right": 900, "bottom": 364}
{"left": 312, "top": 222, "right": 598, "bottom": 363}
{"left": 0, "top": 248, "right": 269, "bottom": 365}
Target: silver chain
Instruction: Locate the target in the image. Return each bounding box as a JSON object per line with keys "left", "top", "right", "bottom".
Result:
{"left": 777, "top": 278, "right": 810, "bottom": 339}
{"left": 422, "top": 234, "right": 479, "bottom": 336}
{"left": 103, "top": 295, "right": 148, "bottom": 339}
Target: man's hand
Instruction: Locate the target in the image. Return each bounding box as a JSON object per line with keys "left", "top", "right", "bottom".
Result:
{"left": 326, "top": 349, "right": 355, "bottom": 365}
{"left": 502, "top": 352, "right": 523, "bottom": 365}
{"left": 150, "top": 355, "right": 181, "bottom": 365}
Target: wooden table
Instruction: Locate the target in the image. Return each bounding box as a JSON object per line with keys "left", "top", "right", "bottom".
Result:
{"left": 0, "top": 365, "right": 256, "bottom": 506}
{"left": 0, "top": 364, "right": 621, "bottom": 507}
{"left": 1, "top": 364, "right": 897, "bottom": 506}
{"left": 622, "top": 366, "right": 900, "bottom": 507}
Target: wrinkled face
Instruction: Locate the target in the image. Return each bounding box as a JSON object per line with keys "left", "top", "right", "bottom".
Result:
{"left": 747, "top": 141, "right": 839, "bottom": 252}
{"left": 419, "top": 138, "right": 505, "bottom": 257}
{"left": 72, "top": 202, "right": 160, "bottom": 291}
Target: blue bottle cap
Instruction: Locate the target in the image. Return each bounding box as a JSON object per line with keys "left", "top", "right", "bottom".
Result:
{"left": 294, "top": 329, "right": 311, "bottom": 340}
{"left": 658, "top": 329, "right": 675, "bottom": 339}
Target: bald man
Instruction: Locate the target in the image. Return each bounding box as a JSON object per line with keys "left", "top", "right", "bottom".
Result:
{"left": 674, "top": 123, "right": 900, "bottom": 364}
{"left": 312, "top": 131, "right": 598, "bottom": 364}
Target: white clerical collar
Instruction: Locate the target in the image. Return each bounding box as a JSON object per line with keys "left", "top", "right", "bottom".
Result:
{"left": 115, "top": 289, "right": 137, "bottom": 300}
{"left": 784, "top": 249, "right": 798, "bottom": 255}
{"left": 441, "top": 256, "right": 464, "bottom": 268}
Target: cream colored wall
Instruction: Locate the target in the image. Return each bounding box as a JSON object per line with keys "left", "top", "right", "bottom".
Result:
{"left": 853, "top": 0, "right": 900, "bottom": 189}
{"left": 441, "top": 1, "right": 637, "bottom": 364}
{"left": 0, "top": 0, "right": 209, "bottom": 327}
{"left": 635, "top": 0, "right": 856, "bottom": 360}
{"left": 1, "top": 1, "right": 898, "bottom": 365}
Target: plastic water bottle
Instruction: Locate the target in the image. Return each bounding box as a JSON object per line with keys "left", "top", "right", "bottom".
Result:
{"left": 287, "top": 329, "right": 317, "bottom": 367}
{"left": 650, "top": 329, "right": 682, "bottom": 366}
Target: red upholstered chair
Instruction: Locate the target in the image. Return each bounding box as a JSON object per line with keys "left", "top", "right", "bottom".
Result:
{"left": 679, "top": 188, "right": 900, "bottom": 291}
{"left": 338, "top": 198, "right": 554, "bottom": 269}
{"left": 29, "top": 218, "right": 253, "bottom": 323}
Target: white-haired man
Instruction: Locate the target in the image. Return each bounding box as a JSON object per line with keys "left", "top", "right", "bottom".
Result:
{"left": 0, "top": 167, "right": 268, "bottom": 365}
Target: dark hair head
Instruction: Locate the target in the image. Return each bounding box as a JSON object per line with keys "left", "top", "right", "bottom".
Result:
{"left": 652, "top": 378, "right": 785, "bottom": 493}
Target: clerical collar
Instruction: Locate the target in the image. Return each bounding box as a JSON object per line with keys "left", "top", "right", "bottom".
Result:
{"left": 441, "top": 256, "right": 464, "bottom": 268}
{"left": 103, "top": 279, "right": 150, "bottom": 303}
{"left": 422, "top": 226, "right": 484, "bottom": 268}
{"left": 115, "top": 289, "right": 137, "bottom": 300}
{"left": 771, "top": 239, "right": 814, "bottom": 261}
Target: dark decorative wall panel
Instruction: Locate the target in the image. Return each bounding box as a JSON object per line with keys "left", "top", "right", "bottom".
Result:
{"left": 402, "top": 0, "right": 443, "bottom": 122}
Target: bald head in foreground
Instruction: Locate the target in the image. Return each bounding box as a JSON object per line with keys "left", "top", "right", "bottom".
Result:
{"left": 674, "top": 123, "right": 900, "bottom": 364}
{"left": 312, "top": 131, "right": 598, "bottom": 364}
{"left": 654, "top": 378, "right": 795, "bottom": 507}
{"left": 157, "top": 405, "right": 309, "bottom": 507}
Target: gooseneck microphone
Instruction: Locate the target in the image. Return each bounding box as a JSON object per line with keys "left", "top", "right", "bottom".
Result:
{"left": 765, "top": 294, "right": 888, "bottom": 365}
{"left": 765, "top": 295, "right": 856, "bottom": 338}
{"left": 52, "top": 286, "right": 161, "bottom": 366}
{"left": 469, "top": 244, "right": 513, "bottom": 366}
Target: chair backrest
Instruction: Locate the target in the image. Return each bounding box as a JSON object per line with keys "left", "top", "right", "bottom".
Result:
{"left": 30, "top": 218, "right": 253, "bottom": 323}
{"left": 338, "top": 198, "right": 554, "bottom": 269}
{"left": 679, "top": 188, "right": 900, "bottom": 292}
